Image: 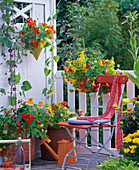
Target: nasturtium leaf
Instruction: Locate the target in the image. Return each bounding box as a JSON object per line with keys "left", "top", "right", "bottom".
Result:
{"left": 47, "top": 17, "right": 51, "bottom": 22}
{"left": 42, "top": 88, "right": 47, "bottom": 96}
{"left": 2, "top": 37, "right": 13, "bottom": 48}
{"left": 69, "top": 89, "right": 74, "bottom": 93}
{"left": 49, "top": 46, "right": 55, "bottom": 52}
{"left": 3, "top": 130, "right": 7, "bottom": 134}
{"left": 53, "top": 55, "right": 59, "bottom": 63}
{"left": 21, "top": 81, "right": 32, "bottom": 91}
{"left": 48, "top": 78, "right": 52, "bottom": 85}
{"left": 44, "top": 68, "right": 51, "bottom": 77}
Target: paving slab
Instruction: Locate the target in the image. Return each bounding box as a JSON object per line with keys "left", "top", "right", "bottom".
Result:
{"left": 32, "top": 154, "right": 111, "bottom": 170}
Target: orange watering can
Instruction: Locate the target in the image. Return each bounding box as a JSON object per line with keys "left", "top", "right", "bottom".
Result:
{"left": 39, "top": 138, "right": 79, "bottom": 164}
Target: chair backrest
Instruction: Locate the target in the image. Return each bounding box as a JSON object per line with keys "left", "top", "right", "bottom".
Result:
{"left": 96, "top": 75, "right": 128, "bottom": 84}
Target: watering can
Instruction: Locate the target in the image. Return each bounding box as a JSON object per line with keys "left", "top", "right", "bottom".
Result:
{"left": 39, "top": 138, "right": 79, "bottom": 164}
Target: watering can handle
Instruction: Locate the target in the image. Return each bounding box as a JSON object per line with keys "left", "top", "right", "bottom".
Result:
{"left": 39, "top": 139, "right": 59, "bottom": 161}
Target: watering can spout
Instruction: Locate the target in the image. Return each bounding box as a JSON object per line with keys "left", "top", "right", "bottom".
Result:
{"left": 39, "top": 138, "right": 79, "bottom": 164}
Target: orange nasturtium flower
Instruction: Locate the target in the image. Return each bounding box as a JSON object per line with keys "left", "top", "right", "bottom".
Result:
{"left": 99, "top": 62, "right": 103, "bottom": 66}
{"left": 27, "top": 98, "right": 34, "bottom": 105}
{"left": 78, "top": 59, "right": 82, "bottom": 64}
{"left": 132, "top": 97, "right": 137, "bottom": 100}
{"left": 49, "top": 34, "right": 53, "bottom": 39}
{"left": 123, "top": 110, "right": 127, "bottom": 114}
{"left": 38, "top": 101, "right": 43, "bottom": 107}
{"left": 42, "top": 23, "right": 47, "bottom": 27}
{"left": 127, "top": 108, "right": 132, "bottom": 111}
{"left": 131, "top": 115, "right": 136, "bottom": 120}
{"left": 135, "top": 101, "right": 139, "bottom": 104}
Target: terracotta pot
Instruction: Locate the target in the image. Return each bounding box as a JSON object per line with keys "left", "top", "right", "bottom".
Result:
{"left": 40, "top": 127, "right": 73, "bottom": 161}
{"left": 1, "top": 138, "right": 36, "bottom": 163}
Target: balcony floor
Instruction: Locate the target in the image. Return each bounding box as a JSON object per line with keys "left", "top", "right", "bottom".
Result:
{"left": 32, "top": 154, "right": 111, "bottom": 170}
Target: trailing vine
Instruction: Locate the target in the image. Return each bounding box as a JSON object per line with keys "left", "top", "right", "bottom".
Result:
{"left": 0, "top": 0, "right": 32, "bottom": 109}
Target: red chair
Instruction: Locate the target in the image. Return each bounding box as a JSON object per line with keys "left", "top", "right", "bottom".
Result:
{"left": 58, "top": 75, "right": 128, "bottom": 170}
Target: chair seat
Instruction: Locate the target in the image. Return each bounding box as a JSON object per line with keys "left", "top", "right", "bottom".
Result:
{"left": 68, "top": 117, "right": 110, "bottom": 125}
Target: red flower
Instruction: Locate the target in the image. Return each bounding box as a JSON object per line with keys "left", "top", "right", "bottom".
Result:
{"left": 102, "top": 59, "right": 108, "bottom": 65}
{"left": 11, "top": 116, "right": 15, "bottom": 120}
{"left": 28, "top": 113, "right": 33, "bottom": 121}
{"left": 32, "top": 27, "right": 39, "bottom": 35}
{"left": 4, "top": 110, "right": 7, "bottom": 114}
{"left": 68, "top": 68, "right": 72, "bottom": 72}
{"left": 17, "top": 127, "right": 21, "bottom": 132}
{"left": 19, "top": 31, "right": 24, "bottom": 35}
{"left": 26, "top": 118, "right": 32, "bottom": 124}
{"left": 16, "top": 120, "right": 21, "bottom": 126}
{"left": 52, "top": 105, "right": 59, "bottom": 110}
{"left": 23, "top": 101, "right": 27, "bottom": 105}
{"left": 37, "top": 121, "right": 41, "bottom": 125}
{"left": 61, "top": 101, "right": 67, "bottom": 107}
{"left": 22, "top": 114, "right": 27, "bottom": 120}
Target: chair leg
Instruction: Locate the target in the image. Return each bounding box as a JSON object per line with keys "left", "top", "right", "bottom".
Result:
{"left": 87, "top": 127, "right": 118, "bottom": 164}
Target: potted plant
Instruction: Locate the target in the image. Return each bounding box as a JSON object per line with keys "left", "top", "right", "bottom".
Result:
{"left": 0, "top": 98, "right": 52, "bottom": 163}
{"left": 19, "top": 17, "right": 56, "bottom": 60}
{"left": 63, "top": 50, "right": 118, "bottom": 94}
{"left": 40, "top": 101, "right": 76, "bottom": 160}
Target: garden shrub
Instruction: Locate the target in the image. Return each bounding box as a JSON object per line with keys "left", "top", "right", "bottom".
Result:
{"left": 56, "top": 0, "right": 135, "bottom": 70}
{"left": 97, "top": 157, "right": 139, "bottom": 170}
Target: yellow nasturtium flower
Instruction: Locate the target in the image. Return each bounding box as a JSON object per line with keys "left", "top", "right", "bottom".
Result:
{"left": 123, "top": 148, "right": 130, "bottom": 153}
{"left": 0, "top": 147, "right": 3, "bottom": 151}
{"left": 51, "top": 112, "right": 54, "bottom": 117}
{"left": 110, "top": 61, "right": 114, "bottom": 66}
{"left": 64, "top": 78, "right": 68, "bottom": 83}
{"left": 47, "top": 105, "right": 52, "bottom": 113}
{"left": 69, "top": 79, "right": 76, "bottom": 84}
{"left": 83, "top": 64, "right": 86, "bottom": 68}
{"left": 65, "top": 61, "right": 72, "bottom": 64}
{"left": 79, "top": 54, "right": 84, "bottom": 58}
{"left": 40, "top": 42, "right": 44, "bottom": 48}
{"left": 77, "top": 88, "right": 81, "bottom": 93}
{"left": 78, "top": 50, "right": 85, "bottom": 55}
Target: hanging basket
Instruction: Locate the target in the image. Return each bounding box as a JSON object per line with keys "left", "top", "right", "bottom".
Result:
{"left": 29, "top": 40, "right": 46, "bottom": 60}
{"left": 32, "top": 47, "right": 43, "bottom": 60}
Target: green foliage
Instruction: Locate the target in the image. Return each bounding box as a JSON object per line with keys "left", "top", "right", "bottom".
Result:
{"left": 97, "top": 157, "right": 139, "bottom": 170}
{"left": 123, "top": 11, "right": 139, "bottom": 88}
{"left": 56, "top": 0, "right": 134, "bottom": 70}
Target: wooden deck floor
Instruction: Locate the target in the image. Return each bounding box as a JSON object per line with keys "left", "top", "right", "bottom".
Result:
{"left": 32, "top": 154, "right": 111, "bottom": 170}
